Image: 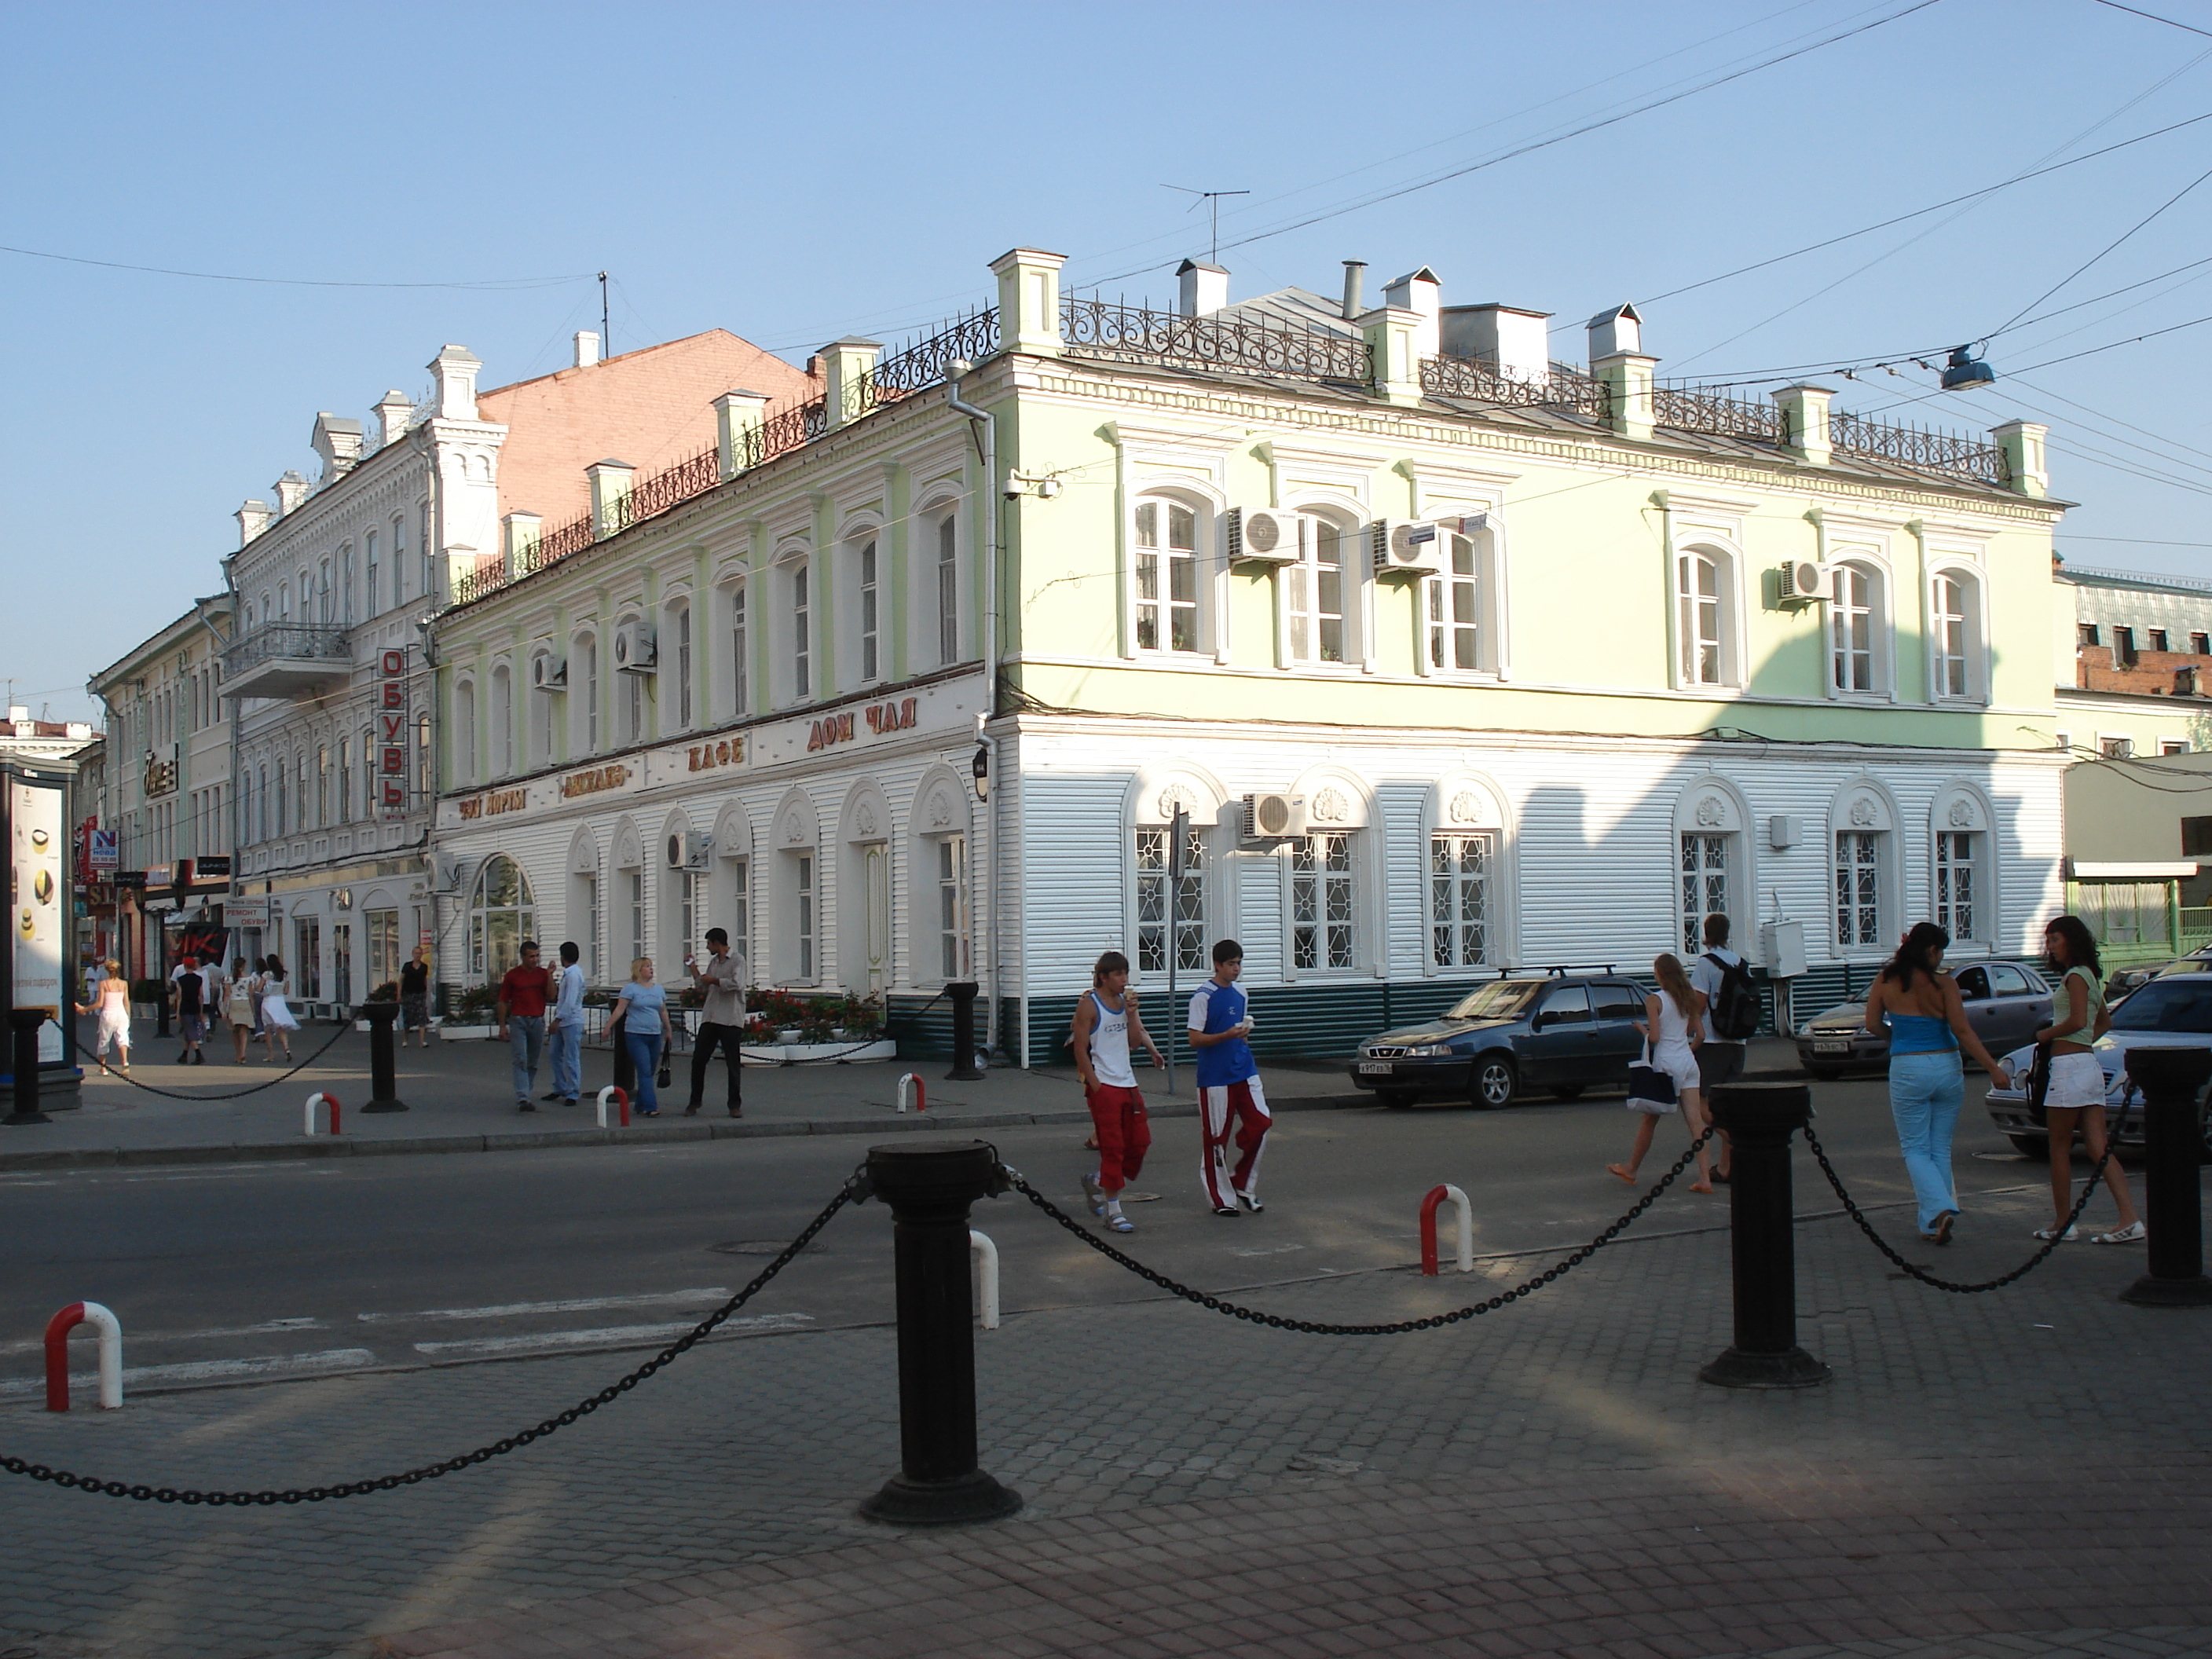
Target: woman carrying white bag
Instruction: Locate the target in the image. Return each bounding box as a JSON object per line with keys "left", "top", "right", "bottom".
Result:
{"left": 1606, "top": 953, "right": 1716, "bottom": 1194}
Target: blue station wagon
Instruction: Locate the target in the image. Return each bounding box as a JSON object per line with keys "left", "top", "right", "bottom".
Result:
{"left": 1349, "top": 972, "right": 1650, "bottom": 1108}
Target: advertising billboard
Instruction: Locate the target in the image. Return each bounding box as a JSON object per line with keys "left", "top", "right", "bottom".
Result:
{"left": 11, "top": 773, "right": 67, "bottom": 1062}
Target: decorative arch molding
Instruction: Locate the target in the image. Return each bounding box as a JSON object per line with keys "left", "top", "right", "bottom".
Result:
{"left": 771, "top": 786, "right": 821, "bottom": 850}
{"left": 567, "top": 825, "right": 602, "bottom": 877}
{"left": 912, "top": 765, "right": 973, "bottom": 839}
{"left": 1672, "top": 774, "right": 1753, "bottom": 838}
{"left": 658, "top": 804, "right": 701, "bottom": 851}
{"left": 1419, "top": 768, "right": 1522, "bottom": 973}
{"left": 1287, "top": 764, "right": 1375, "bottom": 830}
{"left": 1427, "top": 769, "right": 1514, "bottom": 839}
{"left": 1827, "top": 773, "right": 1900, "bottom": 836}
{"left": 711, "top": 799, "right": 754, "bottom": 861}
{"left": 610, "top": 815, "right": 644, "bottom": 871}
{"left": 360, "top": 884, "right": 397, "bottom": 914}
{"left": 833, "top": 507, "right": 888, "bottom": 547}
{"left": 1123, "top": 759, "right": 1232, "bottom": 828}
{"left": 838, "top": 777, "right": 895, "bottom": 845}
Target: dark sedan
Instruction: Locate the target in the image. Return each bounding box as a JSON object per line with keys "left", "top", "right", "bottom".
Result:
{"left": 1794, "top": 961, "right": 2052, "bottom": 1079}
{"left": 1350, "top": 973, "right": 1650, "bottom": 1108}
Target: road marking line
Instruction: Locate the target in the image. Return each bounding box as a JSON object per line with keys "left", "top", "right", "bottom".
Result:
{"left": 0, "top": 1347, "right": 376, "bottom": 1393}
{"left": 358, "top": 1287, "right": 734, "bottom": 1324}
{"left": 0, "top": 1317, "right": 322, "bottom": 1356}
{"left": 411, "top": 1313, "right": 812, "bottom": 1357}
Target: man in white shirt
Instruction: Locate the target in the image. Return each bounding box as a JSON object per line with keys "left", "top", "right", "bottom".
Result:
{"left": 684, "top": 927, "right": 748, "bottom": 1118}
{"left": 1686, "top": 913, "right": 1747, "bottom": 1181}
{"left": 545, "top": 940, "right": 588, "bottom": 1108}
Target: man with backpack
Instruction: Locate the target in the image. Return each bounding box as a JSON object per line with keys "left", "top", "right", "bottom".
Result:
{"left": 1689, "top": 913, "right": 1760, "bottom": 1181}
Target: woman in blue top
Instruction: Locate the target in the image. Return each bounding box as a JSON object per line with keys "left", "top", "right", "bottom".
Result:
{"left": 612, "top": 958, "right": 674, "bottom": 1115}
{"left": 1862, "top": 921, "right": 2014, "bottom": 1244}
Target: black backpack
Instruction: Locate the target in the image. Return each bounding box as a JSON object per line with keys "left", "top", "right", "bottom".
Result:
{"left": 1704, "top": 952, "right": 1761, "bottom": 1040}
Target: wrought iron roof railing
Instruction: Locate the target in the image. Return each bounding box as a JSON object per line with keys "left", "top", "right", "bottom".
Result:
{"left": 1419, "top": 355, "right": 1611, "bottom": 416}
{"left": 222, "top": 623, "right": 350, "bottom": 676}
{"left": 1061, "top": 295, "right": 1372, "bottom": 382}
{"left": 1653, "top": 382, "right": 1781, "bottom": 442}
{"left": 740, "top": 397, "right": 828, "bottom": 469}
{"left": 862, "top": 308, "right": 1000, "bottom": 408}
{"left": 1829, "top": 408, "right": 2008, "bottom": 485}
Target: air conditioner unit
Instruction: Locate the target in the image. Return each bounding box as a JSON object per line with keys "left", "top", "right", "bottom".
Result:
{"left": 612, "top": 620, "right": 657, "bottom": 673}
{"left": 1778, "top": 559, "right": 1830, "bottom": 605}
{"left": 1373, "top": 520, "right": 1463, "bottom": 580}
{"left": 1225, "top": 507, "right": 1304, "bottom": 566}
{"left": 531, "top": 653, "right": 566, "bottom": 691}
{"left": 665, "top": 830, "right": 712, "bottom": 871}
{"left": 1240, "top": 792, "right": 1309, "bottom": 842}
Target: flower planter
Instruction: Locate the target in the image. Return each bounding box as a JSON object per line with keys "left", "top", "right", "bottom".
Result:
{"left": 440, "top": 1024, "right": 497, "bottom": 1042}
{"left": 740, "top": 1039, "right": 895, "bottom": 1066}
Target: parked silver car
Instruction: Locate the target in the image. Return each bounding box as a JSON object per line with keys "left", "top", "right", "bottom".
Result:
{"left": 1795, "top": 962, "right": 2053, "bottom": 1079}
{"left": 1983, "top": 965, "right": 2212, "bottom": 1157}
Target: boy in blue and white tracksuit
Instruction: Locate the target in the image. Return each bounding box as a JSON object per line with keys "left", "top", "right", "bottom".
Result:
{"left": 1188, "top": 939, "right": 1270, "bottom": 1215}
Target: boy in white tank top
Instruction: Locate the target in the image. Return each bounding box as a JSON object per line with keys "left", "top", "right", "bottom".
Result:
{"left": 1072, "top": 950, "right": 1165, "bottom": 1233}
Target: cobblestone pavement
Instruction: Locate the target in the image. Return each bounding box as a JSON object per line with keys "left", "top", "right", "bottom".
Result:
{"left": 2, "top": 1193, "right": 2205, "bottom": 1658}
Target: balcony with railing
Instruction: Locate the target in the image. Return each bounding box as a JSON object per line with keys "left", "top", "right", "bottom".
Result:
{"left": 221, "top": 623, "right": 351, "bottom": 700}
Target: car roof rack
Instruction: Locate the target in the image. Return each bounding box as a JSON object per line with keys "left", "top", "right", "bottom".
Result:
{"left": 1544, "top": 963, "right": 1618, "bottom": 978}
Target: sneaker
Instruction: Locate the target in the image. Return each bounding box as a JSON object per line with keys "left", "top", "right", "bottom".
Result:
{"left": 1081, "top": 1172, "right": 1107, "bottom": 1218}
{"left": 2093, "top": 1221, "right": 2148, "bottom": 1244}
{"left": 1214, "top": 1206, "right": 1242, "bottom": 1218}
{"left": 561, "top": 1097, "right": 580, "bottom": 1108}
{"left": 2033, "top": 1225, "right": 2078, "bottom": 1242}
{"left": 1236, "top": 1190, "right": 1264, "bottom": 1214}
{"left": 517, "top": 1102, "right": 537, "bottom": 1113}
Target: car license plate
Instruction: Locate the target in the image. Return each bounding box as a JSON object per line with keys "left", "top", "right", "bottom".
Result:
{"left": 1359, "top": 1061, "right": 1393, "bottom": 1075}
{"left": 1813, "top": 1042, "right": 1851, "bottom": 1056}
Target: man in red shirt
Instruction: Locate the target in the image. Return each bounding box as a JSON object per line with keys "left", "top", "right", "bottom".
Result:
{"left": 496, "top": 940, "right": 555, "bottom": 1112}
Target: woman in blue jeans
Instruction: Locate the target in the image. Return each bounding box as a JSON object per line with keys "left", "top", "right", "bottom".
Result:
{"left": 1862, "top": 921, "right": 2015, "bottom": 1244}
{"left": 611, "top": 958, "right": 674, "bottom": 1115}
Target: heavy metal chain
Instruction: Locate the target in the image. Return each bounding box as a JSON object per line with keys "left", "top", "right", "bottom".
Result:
{"left": 1001, "top": 1131, "right": 1713, "bottom": 1335}
{"left": 0, "top": 1177, "right": 859, "bottom": 1504}
{"left": 1800, "top": 1098, "right": 2133, "bottom": 1295}
{"left": 69, "top": 1017, "right": 354, "bottom": 1101}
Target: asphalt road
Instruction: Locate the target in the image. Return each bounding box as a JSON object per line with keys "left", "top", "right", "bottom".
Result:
{"left": 0, "top": 1073, "right": 2069, "bottom": 1399}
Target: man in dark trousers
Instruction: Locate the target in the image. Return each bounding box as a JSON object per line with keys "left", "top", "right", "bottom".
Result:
{"left": 683, "top": 927, "right": 747, "bottom": 1117}
{"left": 169, "top": 950, "right": 207, "bottom": 1064}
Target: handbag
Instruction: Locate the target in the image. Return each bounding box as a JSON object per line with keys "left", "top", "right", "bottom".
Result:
{"left": 2026, "top": 1041, "right": 2053, "bottom": 1126}
{"left": 657, "top": 1062, "right": 672, "bottom": 1090}
{"left": 1626, "top": 1044, "right": 1678, "bottom": 1114}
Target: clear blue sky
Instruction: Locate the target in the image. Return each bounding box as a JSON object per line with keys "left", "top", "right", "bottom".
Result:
{"left": 6, "top": 0, "right": 2210, "bottom": 720}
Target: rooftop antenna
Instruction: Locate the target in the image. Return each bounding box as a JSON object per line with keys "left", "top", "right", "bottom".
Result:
{"left": 1162, "top": 185, "right": 1250, "bottom": 266}
{"left": 599, "top": 272, "right": 610, "bottom": 360}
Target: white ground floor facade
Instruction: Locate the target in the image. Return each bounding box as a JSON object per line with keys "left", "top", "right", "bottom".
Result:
{"left": 428, "top": 676, "right": 2067, "bottom": 1063}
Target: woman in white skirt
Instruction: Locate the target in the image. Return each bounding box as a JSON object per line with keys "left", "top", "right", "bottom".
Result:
{"left": 2034, "top": 915, "right": 2142, "bottom": 1243}
{"left": 1607, "top": 953, "right": 1714, "bottom": 1193}
{"left": 75, "top": 958, "right": 132, "bottom": 1075}
{"left": 258, "top": 952, "right": 300, "bottom": 1063}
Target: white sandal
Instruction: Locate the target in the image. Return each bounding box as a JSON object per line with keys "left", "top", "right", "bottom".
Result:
{"left": 2092, "top": 1221, "right": 2147, "bottom": 1244}
{"left": 2034, "top": 1225, "right": 2079, "bottom": 1242}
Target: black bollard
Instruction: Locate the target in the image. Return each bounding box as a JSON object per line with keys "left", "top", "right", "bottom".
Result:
{"left": 859, "top": 1141, "right": 1021, "bottom": 1526}
{"left": 943, "top": 980, "right": 984, "bottom": 1083}
{"left": 610, "top": 1012, "right": 634, "bottom": 1096}
{"left": 1699, "top": 1081, "right": 1830, "bottom": 1389}
{"left": 357, "top": 1001, "right": 408, "bottom": 1113}
{"left": 4, "top": 1009, "right": 51, "bottom": 1126}
{"left": 2118, "top": 1046, "right": 2212, "bottom": 1308}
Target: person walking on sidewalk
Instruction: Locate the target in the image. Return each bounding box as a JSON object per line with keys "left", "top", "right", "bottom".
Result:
{"left": 497, "top": 941, "right": 555, "bottom": 1112}
{"left": 1074, "top": 950, "right": 1166, "bottom": 1234}
{"left": 1687, "top": 914, "right": 1756, "bottom": 1182}
{"left": 77, "top": 958, "right": 132, "bottom": 1075}
{"left": 223, "top": 958, "right": 255, "bottom": 1063}
{"left": 1190, "top": 939, "right": 1269, "bottom": 1217}
{"left": 1863, "top": 921, "right": 2015, "bottom": 1246}
{"left": 1610, "top": 953, "right": 1715, "bottom": 1192}
{"left": 683, "top": 928, "right": 748, "bottom": 1119}
{"left": 2033, "top": 915, "right": 2143, "bottom": 1245}
{"left": 400, "top": 945, "right": 433, "bottom": 1048}
{"left": 545, "top": 941, "right": 586, "bottom": 1108}
{"left": 169, "top": 951, "right": 208, "bottom": 1064}
{"left": 612, "top": 959, "right": 673, "bottom": 1115}
{"left": 258, "top": 954, "right": 298, "bottom": 1064}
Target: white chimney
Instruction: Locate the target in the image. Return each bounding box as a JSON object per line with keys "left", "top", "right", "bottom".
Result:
{"left": 1382, "top": 267, "right": 1441, "bottom": 361}
{"left": 428, "top": 344, "right": 482, "bottom": 421}
{"left": 310, "top": 412, "right": 364, "bottom": 480}
{"left": 1441, "top": 304, "right": 1554, "bottom": 385}
{"left": 271, "top": 471, "right": 310, "bottom": 515}
{"left": 1177, "top": 259, "right": 1229, "bottom": 317}
{"left": 573, "top": 331, "right": 601, "bottom": 368}
{"left": 1587, "top": 303, "right": 1643, "bottom": 361}
{"left": 236, "top": 499, "right": 274, "bottom": 546}
{"left": 373, "top": 390, "right": 413, "bottom": 449}
{"left": 8, "top": 705, "right": 29, "bottom": 723}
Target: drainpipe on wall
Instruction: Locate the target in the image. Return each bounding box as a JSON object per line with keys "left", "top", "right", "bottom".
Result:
{"left": 945, "top": 361, "right": 1001, "bottom": 1062}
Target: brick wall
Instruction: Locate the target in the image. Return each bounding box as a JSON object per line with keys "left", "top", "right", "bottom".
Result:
{"left": 2076, "top": 643, "right": 2211, "bottom": 699}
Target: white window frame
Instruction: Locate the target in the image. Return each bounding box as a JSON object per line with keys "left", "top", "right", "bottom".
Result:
{"left": 1430, "top": 832, "right": 1494, "bottom": 970}
{"left": 1134, "top": 821, "right": 1207, "bottom": 976}
{"left": 1132, "top": 494, "right": 1206, "bottom": 657}
{"left": 1673, "top": 545, "right": 1739, "bottom": 689}
{"left": 1833, "top": 830, "right": 1884, "bottom": 950}
{"left": 491, "top": 664, "right": 513, "bottom": 776}
{"left": 1828, "top": 780, "right": 1899, "bottom": 956}
{"left": 856, "top": 537, "right": 881, "bottom": 684}
{"left": 672, "top": 600, "right": 694, "bottom": 731}
{"left": 935, "top": 510, "right": 961, "bottom": 666}
{"left": 454, "top": 679, "right": 478, "bottom": 786}
{"left": 1928, "top": 564, "right": 1988, "bottom": 704}
{"left": 936, "top": 833, "right": 969, "bottom": 981}
{"left": 1827, "top": 556, "right": 1891, "bottom": 698}
{"left": 365, "top": 531, "right": 379, "bottom": 617}
{"left": 574, "top": 632, "right": 600, "bottom": 753}
{"left": 723, "top": 577, "right": 750, "bottom": 720}
{"left": 1934, "top": 830, "right": 1980, "bottom": 943}
{"left": 1289, "top": 831, "right": 1357, "bottom": 972}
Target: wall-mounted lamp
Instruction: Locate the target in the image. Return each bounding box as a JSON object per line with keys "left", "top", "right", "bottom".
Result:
{"left": 971, "top": 740, "right": 991, "bottom": 802}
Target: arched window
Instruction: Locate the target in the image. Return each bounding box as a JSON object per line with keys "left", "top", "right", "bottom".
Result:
{"left": 1675, "top": 548, "right": 1734, "bottom": 686}
{"left": 1280, "top": 513, "right": 1351, "bottom": 666}
{"left": 853, "top": 537, "right": 881, "bottom": 683}
{"left": 1673, "top": 781, "right": 1754, "bottom": 959}
{"left": 491, "top": 664, "right": 513, "bottom": 775}
{"left": 670, "top": 600, "right": 694, "bottom": 729}
{"left": 1133, "top": 496, "right": 1200, "bottom": 654}
{"left": 1829, "top": 782, "right": 1899, "bottom": 954}
{"left": 336, "top": 737, "right": 351, "bottom": 823}
{"left": 1932, "top": 568, "right": 1983, "bottom": 700}
{"left": 725, "top": 578, "right": 750, "bottom": 719}
{"left": 365, "top": 530, "right": 379, "bottom": 616}
{"left": 1830, "top": 559, "right": 1882, "bottom": 694}
{"left": 573, "top": 632, "right": 599, "bottom": 753}
{"left": 391, "top": 514, "right": 408, "bottom": 602}
{"left": 454, "top": 679, "right": 478, "bottom": 785}
{"left": 467, "top": 853, "right": 537, "bottom": 980}
{"left": 934, "top": 509, "right": 960, "bottom": 665}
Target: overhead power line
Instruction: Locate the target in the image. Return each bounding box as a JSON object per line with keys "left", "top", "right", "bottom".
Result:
{"left": 2094, "top": 0, "right": 2212, "bottom": 39}
{"left": 0, "top": 244, "right": 597, "bottom": 291}
{"left": 1987, "top": 160, "right": 2212, "bottom": 336}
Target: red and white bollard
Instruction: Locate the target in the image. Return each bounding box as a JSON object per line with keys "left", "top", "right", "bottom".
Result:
{"left": 969, "top": 1229, "right": 999, "bottom": 1330}
{"left": 595, "top": 1086, "right": 630, "bottom": 1129}
{"left": 1419, "top": 1184, "right": 1474, "bottom": 1276}
{"left": 896, "top": 1072, "right": 927, "bottom": 1115}
{"left": 45, "top": 1302, "right": 123, "bottom": 1412}
{"left": 303, "top": 1091, "right": 341, "bottom": 1136}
